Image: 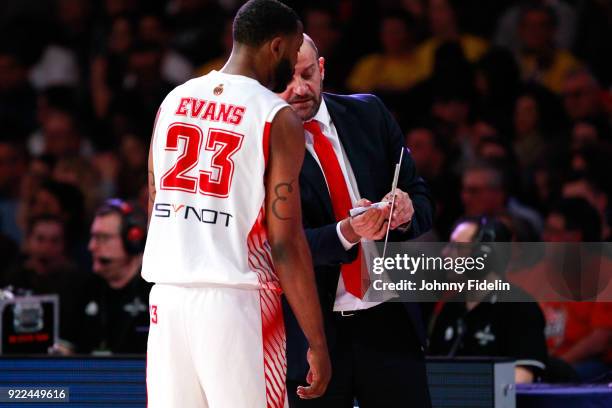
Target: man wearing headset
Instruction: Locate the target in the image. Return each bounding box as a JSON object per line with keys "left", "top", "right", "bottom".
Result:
{"left": 75, "top": 198, "right": 152, "bottom": 354}
{"left": 428, "top": 216, "right": 548, "bottom": 383}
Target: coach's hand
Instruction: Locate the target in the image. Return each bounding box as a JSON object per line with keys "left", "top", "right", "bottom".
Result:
{"left": 340, "top": 199, "right": 391, "bottom": 243}
{"left": 297, "top": 345, "right": 331, "bottom": 399}
{"left": 383, "top": 188, "right": 414, "bottom": 230}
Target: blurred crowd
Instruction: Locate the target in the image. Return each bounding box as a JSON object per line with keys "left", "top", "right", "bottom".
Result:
{"left": 0, "top": 0, "right": 610, "bottom": 381}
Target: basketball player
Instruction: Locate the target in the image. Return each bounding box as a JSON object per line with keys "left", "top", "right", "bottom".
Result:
{"left": 142, "top": 1, "right": 330, "bottom": 407}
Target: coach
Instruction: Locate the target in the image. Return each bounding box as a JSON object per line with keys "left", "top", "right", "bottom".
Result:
{"left": 279, "top": 35, "right": 434, "bottom": 407}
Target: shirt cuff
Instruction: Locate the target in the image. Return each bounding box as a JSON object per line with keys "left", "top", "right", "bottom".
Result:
{"left": 336, "top": 221, "right": 357, "bottom": 250}
{"left": 396, "top": 219, "right": 412, "bottom": 233}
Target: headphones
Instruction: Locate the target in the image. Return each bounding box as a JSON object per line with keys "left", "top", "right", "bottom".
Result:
{"left": 473, "top": 216, "right": 496, "bottom": 258}
{"left": 472, "top": 216, "right": 514, "bottom": 277}
{"left": 103, "top": 198, "right": 147, "bottom": 255}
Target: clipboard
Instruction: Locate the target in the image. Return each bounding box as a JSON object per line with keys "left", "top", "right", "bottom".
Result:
{"left": 382, "top": 148, "right": 404, "bottom": 259}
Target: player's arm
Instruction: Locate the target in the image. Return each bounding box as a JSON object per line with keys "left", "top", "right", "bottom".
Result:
{"left": 147, "top": 141, "right": 155, "bottom": 225}
{"left": 265, "top": 106, "right": 331, "bottom": 399}
{"left": 147, "top": 107, "right": 162, "bottom": 225}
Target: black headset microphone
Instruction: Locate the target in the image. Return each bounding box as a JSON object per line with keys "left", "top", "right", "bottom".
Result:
{"left": 98, "top": 257, "right": 117, "bottom": 266}
{"left": 447, "top": 217, "right": 498, "bottom": 358}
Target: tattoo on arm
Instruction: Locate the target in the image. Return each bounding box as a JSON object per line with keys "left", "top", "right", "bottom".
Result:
{"left": 148, "top": 171, "right": 156, "bottom": 203}
{"left": 271, "top": 180, "right": 295, "bottom": 220}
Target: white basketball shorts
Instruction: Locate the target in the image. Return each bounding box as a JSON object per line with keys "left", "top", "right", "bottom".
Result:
{"left": 146, "top": 284, "right": 288, "bottom": 408}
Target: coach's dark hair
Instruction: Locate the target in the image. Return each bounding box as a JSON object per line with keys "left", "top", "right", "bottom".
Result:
{"left": 233, "top": 0, "right": 300, "bottom": 47}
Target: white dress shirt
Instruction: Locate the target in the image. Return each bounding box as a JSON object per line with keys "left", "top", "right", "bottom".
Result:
{"left": 304, "top": 100, "right": 382, "bottom": 312}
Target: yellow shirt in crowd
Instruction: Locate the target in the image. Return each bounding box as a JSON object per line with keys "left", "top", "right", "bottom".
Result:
{"left": 519, "top": 50, "right": 581, "bottom": 94}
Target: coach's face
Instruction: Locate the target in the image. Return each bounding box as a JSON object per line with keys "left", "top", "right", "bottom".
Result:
{"left": 279, "top": 39, "right": 324, "bottom": 121}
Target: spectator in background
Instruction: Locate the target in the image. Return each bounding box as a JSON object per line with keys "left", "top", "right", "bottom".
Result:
{"left": 513, "top": 92, "right": 547, "bottom": 170}
{"left": 461, "top": 161, "right": 542, "bottom": 236}
{"left": 538, "top": 198, "right": 612, "bottom": 379}
{"left": 495, "top": 0, "right": 576, "bottom": 51}
{"left": 115, "top": 133, "right": 148, "bottom": 201}
{"left": 429, "top": 216, "right": 548, "bottom": 383}
{"left": 403, "top": 41, "right": 475, "bottom": 132}
{"left": 76, "top": 198, "right": 151, "bottom": 354}
{"left": 346, "top": 11, "right": 423, "bottom": 93}
{"left": 0, "top": 132, "right": 27, "bottom": 244}
{"left": 168, "top": 0, "right": 226, "bottom": 66}
{"left": 562, "top": 68, "right": 611, "bottom": 140}
{"left": 1, "top": 215, "right": 85, "bottom": 352}
{"left": 195, "top": 16, "right": 233, "bottom": 76}
{"left": 562, "top": 173, "right": 611, "bottom": 241}
{"left": 571, "top": 121, "right": 600, "bottom": 150}
{"left": 52, "top": 0, "right": 94, "bottom": 80}
{"left": 573, "top": 0, "right": 612, "bottom": 87}
{"left": 53, "top": 156, "right": 103, "bottom": 218}
{"left": 473, "top": 48, "right": 521, "bottom": 137}
{"left": 26, "top": 20, "right": 80, "bottom": 90}
{"left": 30, "top": 108, "right": 92, "bottom": 159}
{"left": 516, "top": 3, "right": 580, "bottom": 93}
{"left": 512, "top": 85, "right": 568, "bottom": 171}
{"left": 0, "top": 45, "right": 38, "bottom": 134}
{"left": 302, "top": 5, "right": 346, "bottom": 93}
{"left": 110, "top": 41, "right": 173, "bottom": 135}
{"left": 399, "top": 0, "right": 429, "bottom": 43}
{"left": 414, "top": 0, "right": 488, "bottom": 79}
{"left": 25, "top": 180, "right": 88, "bottom": 269}
{"left": 407, "top": 126, "right": 462, "bottom": 239}
{"left": 90, "top": 16, "right": 134, "bottom": 122}
{"left": 138, "top": 13, "right": 193, "bottom": 84}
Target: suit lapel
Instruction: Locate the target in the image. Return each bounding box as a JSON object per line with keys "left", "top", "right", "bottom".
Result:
{"left": 301, "top": 150, "right": 334, "bottom": 219}
{"left": 324, "top": 95, "right": 375, "bottom": 200}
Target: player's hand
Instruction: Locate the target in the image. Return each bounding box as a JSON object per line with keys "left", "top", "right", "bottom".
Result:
{"left": 297, "top": 345, "right": 331, "bottom": 399}
{"left": 382, "top": 188, "right": 414, "bottom": 230}
{"left": 348, "top": 198, "right": 391, "bottom": 241}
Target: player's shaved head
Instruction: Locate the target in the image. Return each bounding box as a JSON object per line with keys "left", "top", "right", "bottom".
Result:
{"left": 233, "top": 0, "right": 301, "bottom": 47}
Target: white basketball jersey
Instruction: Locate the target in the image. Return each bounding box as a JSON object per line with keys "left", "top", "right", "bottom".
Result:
{"left": 142, "top": 70, "right": 288, "bottom": 290}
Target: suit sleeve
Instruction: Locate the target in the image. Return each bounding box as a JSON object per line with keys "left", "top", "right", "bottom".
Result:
{"left": 303, "top": 224, "right": 359, "bottom": 267}
{"left": 372, "top": 95, "right": 434, "bottom": 240}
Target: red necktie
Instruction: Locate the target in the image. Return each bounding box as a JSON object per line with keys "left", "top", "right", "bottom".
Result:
{"left": 304, "top": 120, "right": 368, "bottom": 298}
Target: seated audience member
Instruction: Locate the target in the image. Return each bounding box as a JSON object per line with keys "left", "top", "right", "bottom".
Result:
{"left": 562, "top": 68, "right": 611, "bottom": 140}
{"left": 25, "top": 179, "right": 89, "bottom": 269}
{"left": 495, "top": 0, "right": 576, "bottom": 51}
{"left": 137, "top": 13, "right": 193, "bottom": 85}
{"left": 406, "top": 126, "right": 462, "bottom": 238}
{"left": 462, "top": 161, "right": 542, "bottom": 235}
{"left": 516, "top": 4, "right": 580, "bottom": 93}
{"left": 2, "top": 215, "right": 85, "bottom": 350}
{"left": 195, "top": 17, "right": 232, "bottom": 77}
{"left": 347, "top": 11, "right": 424, "bottom": 93}
{"left": 0, "top": 133, "right": 27, "bottom": 244}
{"left": 538, "top": 198, "right": 612, "bottom": 379}
{"left": 75, "top": 199, "right": 151, "bottom": 354}
{"left": 562, "top": 174, "right": 611, "bottom": 240}
{"left": 429, "top": 217, "right": 548, "bottom": 383}
{"left": 414, "top": 0, "right": 488, "bottom": 79}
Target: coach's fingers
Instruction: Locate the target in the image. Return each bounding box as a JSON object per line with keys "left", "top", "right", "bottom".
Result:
{"left": 373, "top": 219, "right": 389, "bottom": 240}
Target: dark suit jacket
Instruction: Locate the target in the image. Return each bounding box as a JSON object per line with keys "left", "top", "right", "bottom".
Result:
{"left": 285, "top": 92, "right": 434, "bottom": 381}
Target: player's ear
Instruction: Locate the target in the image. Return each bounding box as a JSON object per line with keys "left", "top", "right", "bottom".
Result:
{"left": 269, "top": 37, "right": 285, "bottom": 62}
